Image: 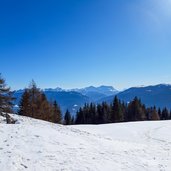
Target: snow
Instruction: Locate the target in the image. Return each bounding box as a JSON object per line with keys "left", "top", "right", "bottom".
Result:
{"left": 0, "top": 114, "right": 171, "bottom": 171}
{"left": 146, "top": 90, "right": 152, "bottom": 92}
{"left": 0, "top": 115, "right": 6, "bottom": 124}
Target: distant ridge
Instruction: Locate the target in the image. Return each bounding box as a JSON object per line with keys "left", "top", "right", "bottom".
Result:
{"left": 98, "top": 84, "right": 171, "bottom": 109}
{"left": 13, "top": 85, "right": 118, "bottom": 114}
{"left": 13, "top": 84, "right": 171, "bottom": 115}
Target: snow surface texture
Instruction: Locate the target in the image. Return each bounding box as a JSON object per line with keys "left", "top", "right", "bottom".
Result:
{"left": 0, "top": 114, "right": 171, "bottom": 171}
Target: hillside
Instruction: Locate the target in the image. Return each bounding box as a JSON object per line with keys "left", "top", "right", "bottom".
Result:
{"left": 0, "top": 114, "right": 171, "bottom": 171}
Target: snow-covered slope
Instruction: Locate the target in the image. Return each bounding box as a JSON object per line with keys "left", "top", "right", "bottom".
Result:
{"left": 0, "top": 114, "right": 171, "bottom": 171}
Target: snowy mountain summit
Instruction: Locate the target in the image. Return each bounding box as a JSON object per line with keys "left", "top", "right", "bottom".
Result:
{"left": 43, "top": 85, "right": 118, "bottom": 96}
{"left": 72, "top": 85, "right": 118, "bottom": 96}
{"left": 0, "top": 114, "right": 171, "bottom": 171}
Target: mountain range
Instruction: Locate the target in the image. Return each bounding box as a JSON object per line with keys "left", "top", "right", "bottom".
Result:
{"left": 13, "top": 86, "right": 118, "bottom": 114}
{"left": 13, "top": 84, "right": 171, "bottom": 115}
{"left": 99, "top": 84, "right": 171, "bottom": 109}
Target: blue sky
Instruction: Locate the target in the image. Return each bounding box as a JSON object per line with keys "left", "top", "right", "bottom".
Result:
{"left": 0, "top": 0, "right": 171, "bottom": 90}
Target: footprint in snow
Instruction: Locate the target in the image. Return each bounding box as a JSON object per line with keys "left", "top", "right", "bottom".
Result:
{"left": 21, "top": 163, "right": 28, "bottom": 169}
{"left": 6, "top": 151, "right": 12, "bottom": 154}
{"left": 34, "top": 135, "right": 40, "bottom": 138}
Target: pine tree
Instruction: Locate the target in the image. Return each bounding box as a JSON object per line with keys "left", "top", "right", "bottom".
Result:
{"left": 145, "top": 107, "right": 151, "bottom": 120}
{"left": 127, "top": 97, "right": 146, "bottom": 121}
{"left": 52, "top": 100, "right": 62, "bottom": 124}
{"left": 158, "top": 108, "right": 162, "bottom": 119}
{"left": 64, "top": 109, "right": 71, "bottom": 125}
{"left": 161, "top": 108, "right": 169, "bottom": 120}
{"left": 151, "top": 106, "right": 160, "bottom": 120}
{"left": 71, "top": 115, "right": 75, "bottom": 125}
{"left": 37, "top": 93, "right": 51, "bottom": 121}
{"left": 84, "top": 103, "right": 91, "bottom": 124}
{"left": 110, "top": 96, "right": 123, "bottom": 123}
{"left": 89, "top": 103, "right": 96, "bottom": 124}
{"left": 28, "top": 80, "right": 41, "bottom": 118}
{"left": 121, "top": 102, "right": 126, "bottom": 122}
{"left": 18, "top": 89, "right": 31, "bottom": 116}
{"left": 101, "top": 102, "right": 110, "bottom": 123}
{"left": 0, "top": 74, "right": 14, "bottom": 113}
{"left": 97, "top": 104, "right": 104, "bottom": 124}
{"left": 75, "top": 108, "right": 84, "bottom": 124}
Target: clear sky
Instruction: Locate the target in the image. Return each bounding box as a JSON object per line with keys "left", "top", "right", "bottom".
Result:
{"left": 0, "top": 0, "right": 171, "bottom": 90}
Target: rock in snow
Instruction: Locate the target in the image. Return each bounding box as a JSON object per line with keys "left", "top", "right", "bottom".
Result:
{"left": 0, "top": 114, "right": 171, "bottom": 171}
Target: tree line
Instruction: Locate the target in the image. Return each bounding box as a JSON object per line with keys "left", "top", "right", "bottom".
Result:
{"left": 73, "top": 96, "right": 171, "bottom": 125}
{"left": 0, "top": 74, "right": 171, "bottom": 125}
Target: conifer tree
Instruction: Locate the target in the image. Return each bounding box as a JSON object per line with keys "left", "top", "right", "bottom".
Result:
{"left": 151, "top": 106, "right": 160, "bottom": 120}
{"left": 28, "top": 80, "right": 41, "bottom": 118}
{"left": 127, "top": 97, "right": 146, "bottom": 121}
{"left": 83, "top": 103, "right": 90, "bottom": 124}
{"left": 75, "top": 108, "right": 84, "bottom": 124}
{"left": 110, "top": 96, "right": 123, "bottom": 123}
{"left": 97, "top": 104, "right": 104, "bottom": 124}
{"left": 121, "top": 102, "right": 126, "bottom": 122}
{"left": 71, "top": 115, "right": 75, "bottom": 125}
{"left": 64, "top": 109, "right": 71, "bottom": 125}
{"left": 101, "top": 102, "right": 110, "bottom": 123}
{"left": 0, "top": 74, "right": 14, "bottom": 113}
{"left": 52, "top": 100, "right": 62, "bottom": 124}
{"left": 158, "top": 108, "right": 162, "bottom": 119}
{"left": 37, "top": 93, "right": 51, "bottom": 121}
{"left": 18, "top": 89, "right": 31, "bottom": 116}
{"left": 89, "top": 103, "right": 96, "bottom": 124}
{"left": 161, "top": 108, "right": 169, "bottom": 120}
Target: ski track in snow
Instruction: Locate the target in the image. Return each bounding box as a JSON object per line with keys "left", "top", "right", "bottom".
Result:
{"left": 0, "top": 114, "right": 171, "bottom": 171}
